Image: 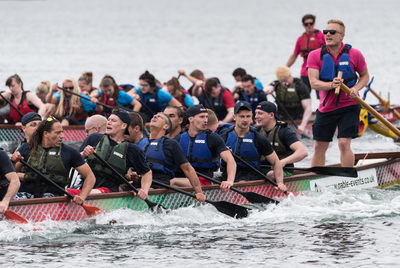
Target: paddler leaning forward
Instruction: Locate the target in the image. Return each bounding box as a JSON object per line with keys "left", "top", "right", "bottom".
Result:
{"left": 79, "top": 109, "right": 152, "bottom": 200}
{"left": 12, "top": 117, "right": 95, "bottom": 205}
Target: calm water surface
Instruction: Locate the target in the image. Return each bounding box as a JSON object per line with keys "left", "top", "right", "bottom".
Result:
{"left": 1, "top": 0, "right": 400, "bottom": 267}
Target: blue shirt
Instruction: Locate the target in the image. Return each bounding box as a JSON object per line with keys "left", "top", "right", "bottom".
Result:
{"left": 97, "top": 90, "right": 134, "bottom": 107}
{"left": 135, "top": 88, "right": 173, "bottom": 108}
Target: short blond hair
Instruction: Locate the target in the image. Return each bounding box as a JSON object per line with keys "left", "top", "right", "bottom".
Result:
{"left": 327, "top": 19, "right": 345, "bottom": 34}
{"left": 206, "top": 108, "right": 218, "bottom": 126}
{"left": 275, "top": 66, "right": 291, "bottom": 81}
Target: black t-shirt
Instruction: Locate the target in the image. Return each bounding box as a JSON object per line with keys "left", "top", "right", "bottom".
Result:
{"left": 80, "top": 133, "right": 150, "bottom": 175}
{"left": 0, "top": 150, "right": 15, "bottom": 180}
{"left": 271, "top": 78, "right": 311, "bottom": 120}
{"left": 19, "top": 142, "right": 85, "bottom": 171}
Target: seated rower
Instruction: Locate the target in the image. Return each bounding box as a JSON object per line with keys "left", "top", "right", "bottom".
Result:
{"left": 165, "top": 77, "right": 195, "bottom": 108}
{"left": 125, "top": 111, "right": 149, "bottom": 149}
{"left": 163, "top": 105, "right": 185, "bottom": 139}
{"left": 140, "top": 112, "right": 206, "bottom": 202}
{"left": 234, "top": 74, "right": 268, "bottom": 113}
{"left": 218, "top": 101, "right": 287, "bottom": 192}
{"left": 264, "top": 66, "right": 312, "bottom": 135}
{"left": 84, "top": 114, "right": 107, "bottom": 136}
{"left": 172, "top": 105, "right": 236, "bottom": 190}
{"left": 80, "top": 110, "right": 151, "bottom": 200}
{"left": 13, "top": 117, "right": 95, "bottom": 204}
{"left": 0, "top": 74, "right": 46, "bottom": 125}
{"left": 0, "top": 149, "right": 20, "bottom": 213}
{"left": 47, "top": 77, "right": 96, "bottom": 126}
{"left": 90, "top": 75, "right": 141, "bottom": 116}
{"left": 255, "top": 101, "right": 308, "bottom": 178}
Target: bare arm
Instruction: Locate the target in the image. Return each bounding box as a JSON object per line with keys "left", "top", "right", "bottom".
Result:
{"left": 265, "top": 152, "right": 286, "bottom": 192}
{"left": 220, "top": 150, "right": 236, "bottom": 190}
{"left": 138, "top": 170, "right": 152, "bottom": 199}
{"left": 221, "top": 107, "right": 234, "bottom": 123}
{"left": 74, "top": 163, "right": 95, "bottom": 202}
{"left": 168, "top": 97, "right": 183, "bottom": 107}
{"left": 286, "top": 53, "right": 298, "bottom": 68}
{"left": 279, "top": 141, "right": 308, "bottom": 167}
{"left": 180, "top": 162, "right": 206, "bottom": 202}
{"left": 131, "top": 98, "right": 142, "bottom": 112}
{"left": 0, "top": 172, "right": 20, "bottom": 213}
{"left": 27, "top": 92, "right": 46, "bottom": 117}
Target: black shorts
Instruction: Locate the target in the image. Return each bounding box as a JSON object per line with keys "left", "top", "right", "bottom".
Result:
{"left": 312, "top": 105, "right": 361, "bottom": 142}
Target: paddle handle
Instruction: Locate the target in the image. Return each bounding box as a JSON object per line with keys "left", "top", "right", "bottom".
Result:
{"left": 340, "top": 84, "right": 400, "bottom": 138}
{"left": 20, "top": 159, "right": 74, "bottom": 199}
{"left": 335, "top": 71, "right": 343, "bottom": 95}
{"left": 92, "top": 153, "right": 139, "bottom": 193}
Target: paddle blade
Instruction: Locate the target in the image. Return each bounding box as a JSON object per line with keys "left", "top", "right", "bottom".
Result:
{"left": 241, "top": 192, "right": 279, "bottom": 205}
{"left": 310, "top": 166, "right": 358, "bottom": 178}
{"left": 4, "top": 210, "right": 28, "bottom": 224}
{"left": 82, "top": 204, "right": 102, "bottom": 217}
{"left": 209, "top": 200, "right": 249, "bottom": 219}
{"left": 145, "top": 199, "right": 167, "bottom": 213}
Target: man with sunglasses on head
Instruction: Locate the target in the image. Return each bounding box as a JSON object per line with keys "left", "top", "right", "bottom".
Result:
{"left": 307, "top": 19, "right": 369, "bottom": 168}
{"left": 286, "top": 14, "right": 325, "bottom": 98}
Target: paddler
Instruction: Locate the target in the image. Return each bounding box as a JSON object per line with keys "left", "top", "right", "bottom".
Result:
{"left": 172, "top": 105, "right": 236, "bottom": 190}
{"left": 79, "top": 109, "right": 152, "bottom": 200}
{"left": 0, "top": 74, "right": 46, "bottom": 124}
{"left": 307, "top": 19, "right": 369, "bottom": 167}
{"left": 0, "top": 150, "right": 20, "bottom": 213}
{"left": 254, "top": 101, "right": 308, "bottom": 178}
{"left": 138, "top": 111, "right": 206, "bottom": 202}
{"left": 12, "top": 117, "right": 95, "bottom": 204}
{"left": 219, "top": 101, "right": 287, "bottom": 192}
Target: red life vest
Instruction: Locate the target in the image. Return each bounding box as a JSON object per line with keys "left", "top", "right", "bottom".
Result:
{"left": 4, "top": 91, "right": 37, "bottom": 123}
{"left": 99, "top": 93, "right": 118, "bottom": 107}
{"left": 63, "top": 97, "right": 87, "bottom": 122}
{"left": 299, "top": 29, "right": 321, "bottom": 58}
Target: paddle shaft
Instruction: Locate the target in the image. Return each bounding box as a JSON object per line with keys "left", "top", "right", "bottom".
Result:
{"left": 369, "top": 87, "right": 400, "bottom": 118}
{"left": 340, "top": 84, "right": 400, "bottom": 138}
{"left": 335, "top": 71, "right": 343, "bottom": 94}
{"left": 20, "top": 159, "right": 74, "bottom": 199}
{"left": 0, "top": 92, "right": 24, "bottom": 118}
{"left": 58, "top": 86, "right": 132, "bottom": 113}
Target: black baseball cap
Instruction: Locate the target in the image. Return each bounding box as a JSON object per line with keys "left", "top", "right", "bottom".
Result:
{"left": 21, "top": 112, "right": 41, "bottom": 126}
{"left": 186, "top": 104, "right": 208, "bottom": 117}
{"left": 234, "top": 101, "right": 252, "bottom": 114}
{"left": 256, "top": 101, "right": 279, "bottom": 119}
{"left": 112, "top": 109, "right": 131, "bottom": 134}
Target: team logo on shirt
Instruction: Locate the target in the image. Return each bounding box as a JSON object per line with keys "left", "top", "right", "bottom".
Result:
{"left": 339, "top": 61, "right": 349, "bottom": 66}
{"left": 113, "top": 152, "right": 124, "bottom": 158}
{"left": 242, "top": 139, "right": 253, "bottom": 143}
{"left": 195, "top": 140, "right": 206, "bottom": 144}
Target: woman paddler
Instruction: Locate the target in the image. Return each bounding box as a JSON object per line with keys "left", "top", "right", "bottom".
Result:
{"left": 0, "top": 74, "right": 46, "bottom": 125}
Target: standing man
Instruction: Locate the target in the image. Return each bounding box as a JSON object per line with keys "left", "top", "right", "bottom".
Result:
{"left": 307, "top": 19, "right": 369, "bottom": 167}
{"left": 219, "top": 101, "right": 287, "bottom": 192}
{"left": 173, "top": 105, "right": 236, "bottom": 189}
{"left": 80, "top": 110, "right": 152, "bottom": 199}
{"left": 255, "top": 101, "right": 308, "bottom": 178}
{"left": 163, "top": 106, "right": 184, "bottom": 139}
{"left": 286, "top": 14, "right": 325, "bottom": 96}
{"left": 264, "top": 66, "right": 312, "bottom": 135}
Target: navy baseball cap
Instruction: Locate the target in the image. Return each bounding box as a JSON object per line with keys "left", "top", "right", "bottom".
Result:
{"left": 234, "top": 101, "right": 252, "bottom": 114}
{"left": 256, "top": 101, "right": 279, "bottom": 119}
{"left": 186, "top": 104, "right": 208, "bottom": 117}
{"left": 21, "top": 112, "right": 41, "bottom": 126}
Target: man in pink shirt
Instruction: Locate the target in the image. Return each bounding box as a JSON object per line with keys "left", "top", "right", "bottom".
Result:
{"left": 286, "top": 14, "right": 325, "bottom": 97}
{"left": 307, "top": 19, "right": 369, "bottom": 167}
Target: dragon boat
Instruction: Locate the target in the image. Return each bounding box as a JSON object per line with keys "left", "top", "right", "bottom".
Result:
{"left": 1, "top": 152, "right": 399, "bottom": 223}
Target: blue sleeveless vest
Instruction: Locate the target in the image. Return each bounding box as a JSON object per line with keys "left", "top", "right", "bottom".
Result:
{"left": 144, "top": 137, "right": 176, "bottom": 177}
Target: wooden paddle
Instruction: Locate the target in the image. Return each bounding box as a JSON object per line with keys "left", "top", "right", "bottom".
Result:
{"left": 334, "top": 71, "right": 343, "bottom": 95}
{"left": 369, "top": 87, "right": 400, "bottom": 119}
{"left": 92, "top": 152, "right": 166, "bottom": 212}
{"left": 58, "top": 86, "right": 133, "bottom": 113}
{"left": 340, "top": 84, "right": 400, "bottom": 138}
{"left": 4, "top": 210, "right": 28, "bottom": 224}
{"left": 196, "top": 171, "right": 279, "bottom": 205}
{"left": 261, "top": 164, "right": 358, "bottom": 177}
{"left": 20, "top": 159, "right": 102, "bottom": 217}
{"left": 151, "top": 179, "right": 249, "bottom": 219}
{"left": 0, "top": 92, "right": 24, "bottom": 118}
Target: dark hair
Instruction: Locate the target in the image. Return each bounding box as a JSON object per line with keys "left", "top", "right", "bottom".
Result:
{"left": 78, "top": 72, "right": 93, "bottom": 85}
{"left": 159, "top": 112, "right": 172, "bottom": 135}
{"left": 232, "top": 67, "right": 247, "bottom": 78}
{"left": 241, "top": 74, "right": 254, "bottom": 83}
{"left": 129, "top": 111, "right": 144, "bottom": 131}
{"left": 302, "top": 14, "right": 316, "bottom": 24}
{"left": 139, "top": 70, "right": 156, "bottom": 88}
{"left": 165, "top": 105, "right": 184, "bottom": 119}
{"left": 190, "top": 69, "right": 205, "bottom": 80}
{"left": 29, "top": 117, "right": 60, "bottom": 152}
{"left": 6, "top": 74, "right": 24, "bottom": 91}
{"left": 100, "top": 75, "right": 119, "bottom": 100}
{"left": 205, "top": 78, "right": 219, "bottom": 94}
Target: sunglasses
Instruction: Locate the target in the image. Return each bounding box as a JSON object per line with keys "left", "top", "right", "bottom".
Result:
{"left": 64, "top": 86, "right": 74, "bottom": 90}
{"left": 303, "top": 22, "right": 314, "bottom": 26}
{"left": 323, "top": 29, "right": 338, "bottom": 35}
